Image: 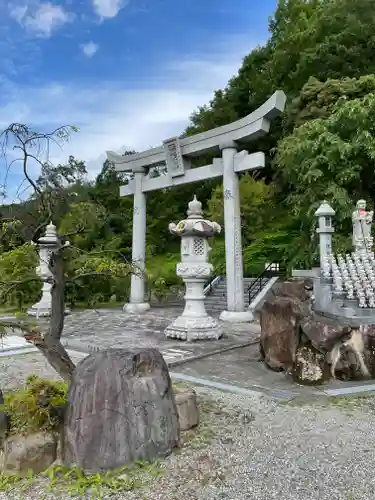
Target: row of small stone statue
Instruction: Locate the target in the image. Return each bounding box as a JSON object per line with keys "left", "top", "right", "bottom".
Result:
{"left": 323, "top": 251, "right": 375, "bottom": 308}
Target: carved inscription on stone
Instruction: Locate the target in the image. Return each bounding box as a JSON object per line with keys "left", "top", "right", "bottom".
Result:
{"left": 163, "top": 137, "right": 185, "bottom": 178}
{"left": 224, "top": 189, "right": 232, "bottom": 200}
{"left": 177, "top": 263, "right": 211, "bottom": 278}
{"left": 233, "top": 215, "right": 243, "bottom": 305}
{"left": 181, "top": 240, "right": 190, "bottom": 256}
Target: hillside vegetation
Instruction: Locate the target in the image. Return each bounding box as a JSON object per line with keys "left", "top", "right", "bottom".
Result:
{"left": 2, "top": 0, "right": 375, "bottom": 307}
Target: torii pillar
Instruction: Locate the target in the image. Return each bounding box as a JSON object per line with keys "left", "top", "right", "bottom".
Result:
{"left": 107, "top": 90, "right": 286, "bottom": 322}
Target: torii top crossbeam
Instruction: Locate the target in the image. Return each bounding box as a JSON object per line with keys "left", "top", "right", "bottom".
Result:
{"left": 107, "top": 90, "right": 286, "bottom": 173}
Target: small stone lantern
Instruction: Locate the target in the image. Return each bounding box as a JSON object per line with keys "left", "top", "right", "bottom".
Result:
{"left": 314, "top": 201, "right": 335, "bottom": 274}
{"left": 28, "top": 222, "right": 61, "bottom": 318}
{"left": 165, "top": 196, "right": 222, "bottom": 341}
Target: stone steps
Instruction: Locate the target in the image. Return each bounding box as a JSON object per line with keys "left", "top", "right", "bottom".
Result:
{"left": 205, "top": 278, "right": 267, "bottom": 312}
{"left": 149, "top": 277, "right": 269, "bottom": 313}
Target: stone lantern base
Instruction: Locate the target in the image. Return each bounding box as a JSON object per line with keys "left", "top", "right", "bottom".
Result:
{"left": 27, "top": 304, "right": 70, "bottom": 318}
{"left": 165, "top": 314, "right": 222, "bottom": 341}
{"left": 27, "top": 305, "right": 52, "bottom": 318}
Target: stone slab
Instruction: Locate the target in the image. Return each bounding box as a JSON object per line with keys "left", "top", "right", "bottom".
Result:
{"left": 0, "top": 336, "right": 33, "bottom": 351}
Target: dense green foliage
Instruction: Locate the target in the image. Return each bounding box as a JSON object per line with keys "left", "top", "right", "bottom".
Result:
{"left": 0, "top": 244, "right": 41, "bottom": 308}
{"left": 2, "top": 375, "right": 68, "bottom": 435}
{"left": 2, "top": 0, "right": 375, "bottom": 306}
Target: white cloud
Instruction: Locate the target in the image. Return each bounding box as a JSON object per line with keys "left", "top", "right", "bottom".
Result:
{"left": 0, "top": 35, "right": 259, "bottom": 185}
{"left": 9, "top": 2, "right": 74, "bottom": 37}
{"left": 9, "top": 5, "right": 28, "bottom": 23}
{"left": 81, "top": 41, "right": 99, "bottom": 57}
{"left": 92, "top": 0, "right": 129, "bottom": 19}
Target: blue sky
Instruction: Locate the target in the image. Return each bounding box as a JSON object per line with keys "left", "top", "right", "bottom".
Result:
{"left": 0, "top": 0, "right": 277, "bottom": 202}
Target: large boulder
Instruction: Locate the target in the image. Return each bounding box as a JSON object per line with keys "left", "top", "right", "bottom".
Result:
{"left": 259, "top": 279, "right": 313, "bottom": 371}
{"left": 260, "top": 278, "right": 375, "bottom": 383}
{"left": 62, "top": 348, "right": 180, "bottom": 473}
{"left": 259, "top": 298, "right": 299, "bottom": 371}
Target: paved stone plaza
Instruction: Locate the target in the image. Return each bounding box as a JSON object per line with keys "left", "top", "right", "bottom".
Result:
{"left": 60, "top": 307, "right": 259, "bottom": 364}
{"left": 1, "top": 307, "right": 259, "bottom": 364}
{"left": 2, "top": 307, "right": 375, "bottom": 401}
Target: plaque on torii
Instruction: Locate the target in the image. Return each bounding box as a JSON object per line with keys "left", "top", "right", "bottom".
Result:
{"left": 107, "top": 90, "right": 286, "bottom": 321}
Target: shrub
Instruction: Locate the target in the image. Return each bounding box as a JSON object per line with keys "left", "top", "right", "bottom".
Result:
{"left": 2, "top": 375, "right": 68, "bottom": 435}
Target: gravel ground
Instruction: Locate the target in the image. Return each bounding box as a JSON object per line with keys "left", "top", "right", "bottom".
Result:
{"left": 1, "top": 353, "right": 375, "bottom": 499}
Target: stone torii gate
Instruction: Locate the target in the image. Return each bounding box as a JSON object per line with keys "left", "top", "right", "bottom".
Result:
{"left": 107, "top": 90, "right": 286, "bottom": 322}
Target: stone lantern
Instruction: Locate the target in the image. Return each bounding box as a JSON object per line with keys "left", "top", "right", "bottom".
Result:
{"left": 165, "top": 196, "right": 222, "bottom": 340}
{"left": 314, "top": 201, "right": 335, "bottom": 274}
{"left": 28, "top": 222, "right": 59, "bottom": 318}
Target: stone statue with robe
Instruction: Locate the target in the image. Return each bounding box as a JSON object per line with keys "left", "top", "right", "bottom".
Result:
{"left": 352, "top": 199, "right": 373, "bottom": 252}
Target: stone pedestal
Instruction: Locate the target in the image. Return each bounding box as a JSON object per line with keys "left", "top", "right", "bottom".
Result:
{"left": 165, "top": 273, "right": 222, "bottom": 341}
{"left": 28, "top": 282, "right": 53, "bottom": 318}
{"left": 165, "top": 196, "right": 222, "bottom": 341}
{"left": 314, "top": 201, "right": 335, "bottom": 274}
{"left": 123, "top": 302, "right": 150, "bottom": 314}
{"left": 219, "top": 310, "right": 254, "bottom": 323}
{"left": 27, "top": 222, "right": 70, "bottom": 318}
{"left": 28, "top": 222, "right": 56, "bottom": 318}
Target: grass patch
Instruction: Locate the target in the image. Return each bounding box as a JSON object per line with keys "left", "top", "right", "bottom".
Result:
{"left": 325, "top": 393, "right": 375, "bottom": 409}
{"left": 172, "top": 380, "right": 193, "bottom": 392}
{"left": 0, "top": 460, "right": 165, "bottom": 497}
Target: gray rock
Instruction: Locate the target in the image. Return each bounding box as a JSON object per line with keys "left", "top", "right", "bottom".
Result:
{"left": 62, "top": 347, "right": 180, "bottom": 473}
{"left": 259, "top": 296, "right": 300, "bottom": 372}
{"left": 0, "top": 432, "right": 57, "bottom": 475}
{"left": 175, "top": 389, "right": 199, "bottom": 431}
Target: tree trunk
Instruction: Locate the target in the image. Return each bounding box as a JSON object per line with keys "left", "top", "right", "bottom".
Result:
{"left": 30, "top": 250, "right": 76, "bottom": 382}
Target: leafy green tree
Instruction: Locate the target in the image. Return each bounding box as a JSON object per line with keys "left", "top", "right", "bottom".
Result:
{"left": 66, "top": 254, "right": 131, "bottom": 307}
{"left": 269, "top": 0, "right": 375, "bottom": 95}
{"left": 0, "top": 243, "right": 41, "bottom": 308}
{"left": 0, "top": 219, "right": 25, "bottom": 252}
{"left": 59, "top": 201, "right": 107, "bottom": 251}
{"left": 275, "top": 89, "right": 375, "bottom": 258}
{"left": 284, "top": 75, "right": 375, "bottom": 131}
{"left": 36, "top": 155, "right": 87, "bottom": 192}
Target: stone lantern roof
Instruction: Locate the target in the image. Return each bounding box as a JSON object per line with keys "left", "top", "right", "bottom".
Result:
{"left": 314, "top": 201, "right": 335, "bottom": 217}
{"left": 38, "top": 221, "right": 58, "bottom": 245}
{"left": 168, "top": 195, "right": 221, "bottom": 238}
